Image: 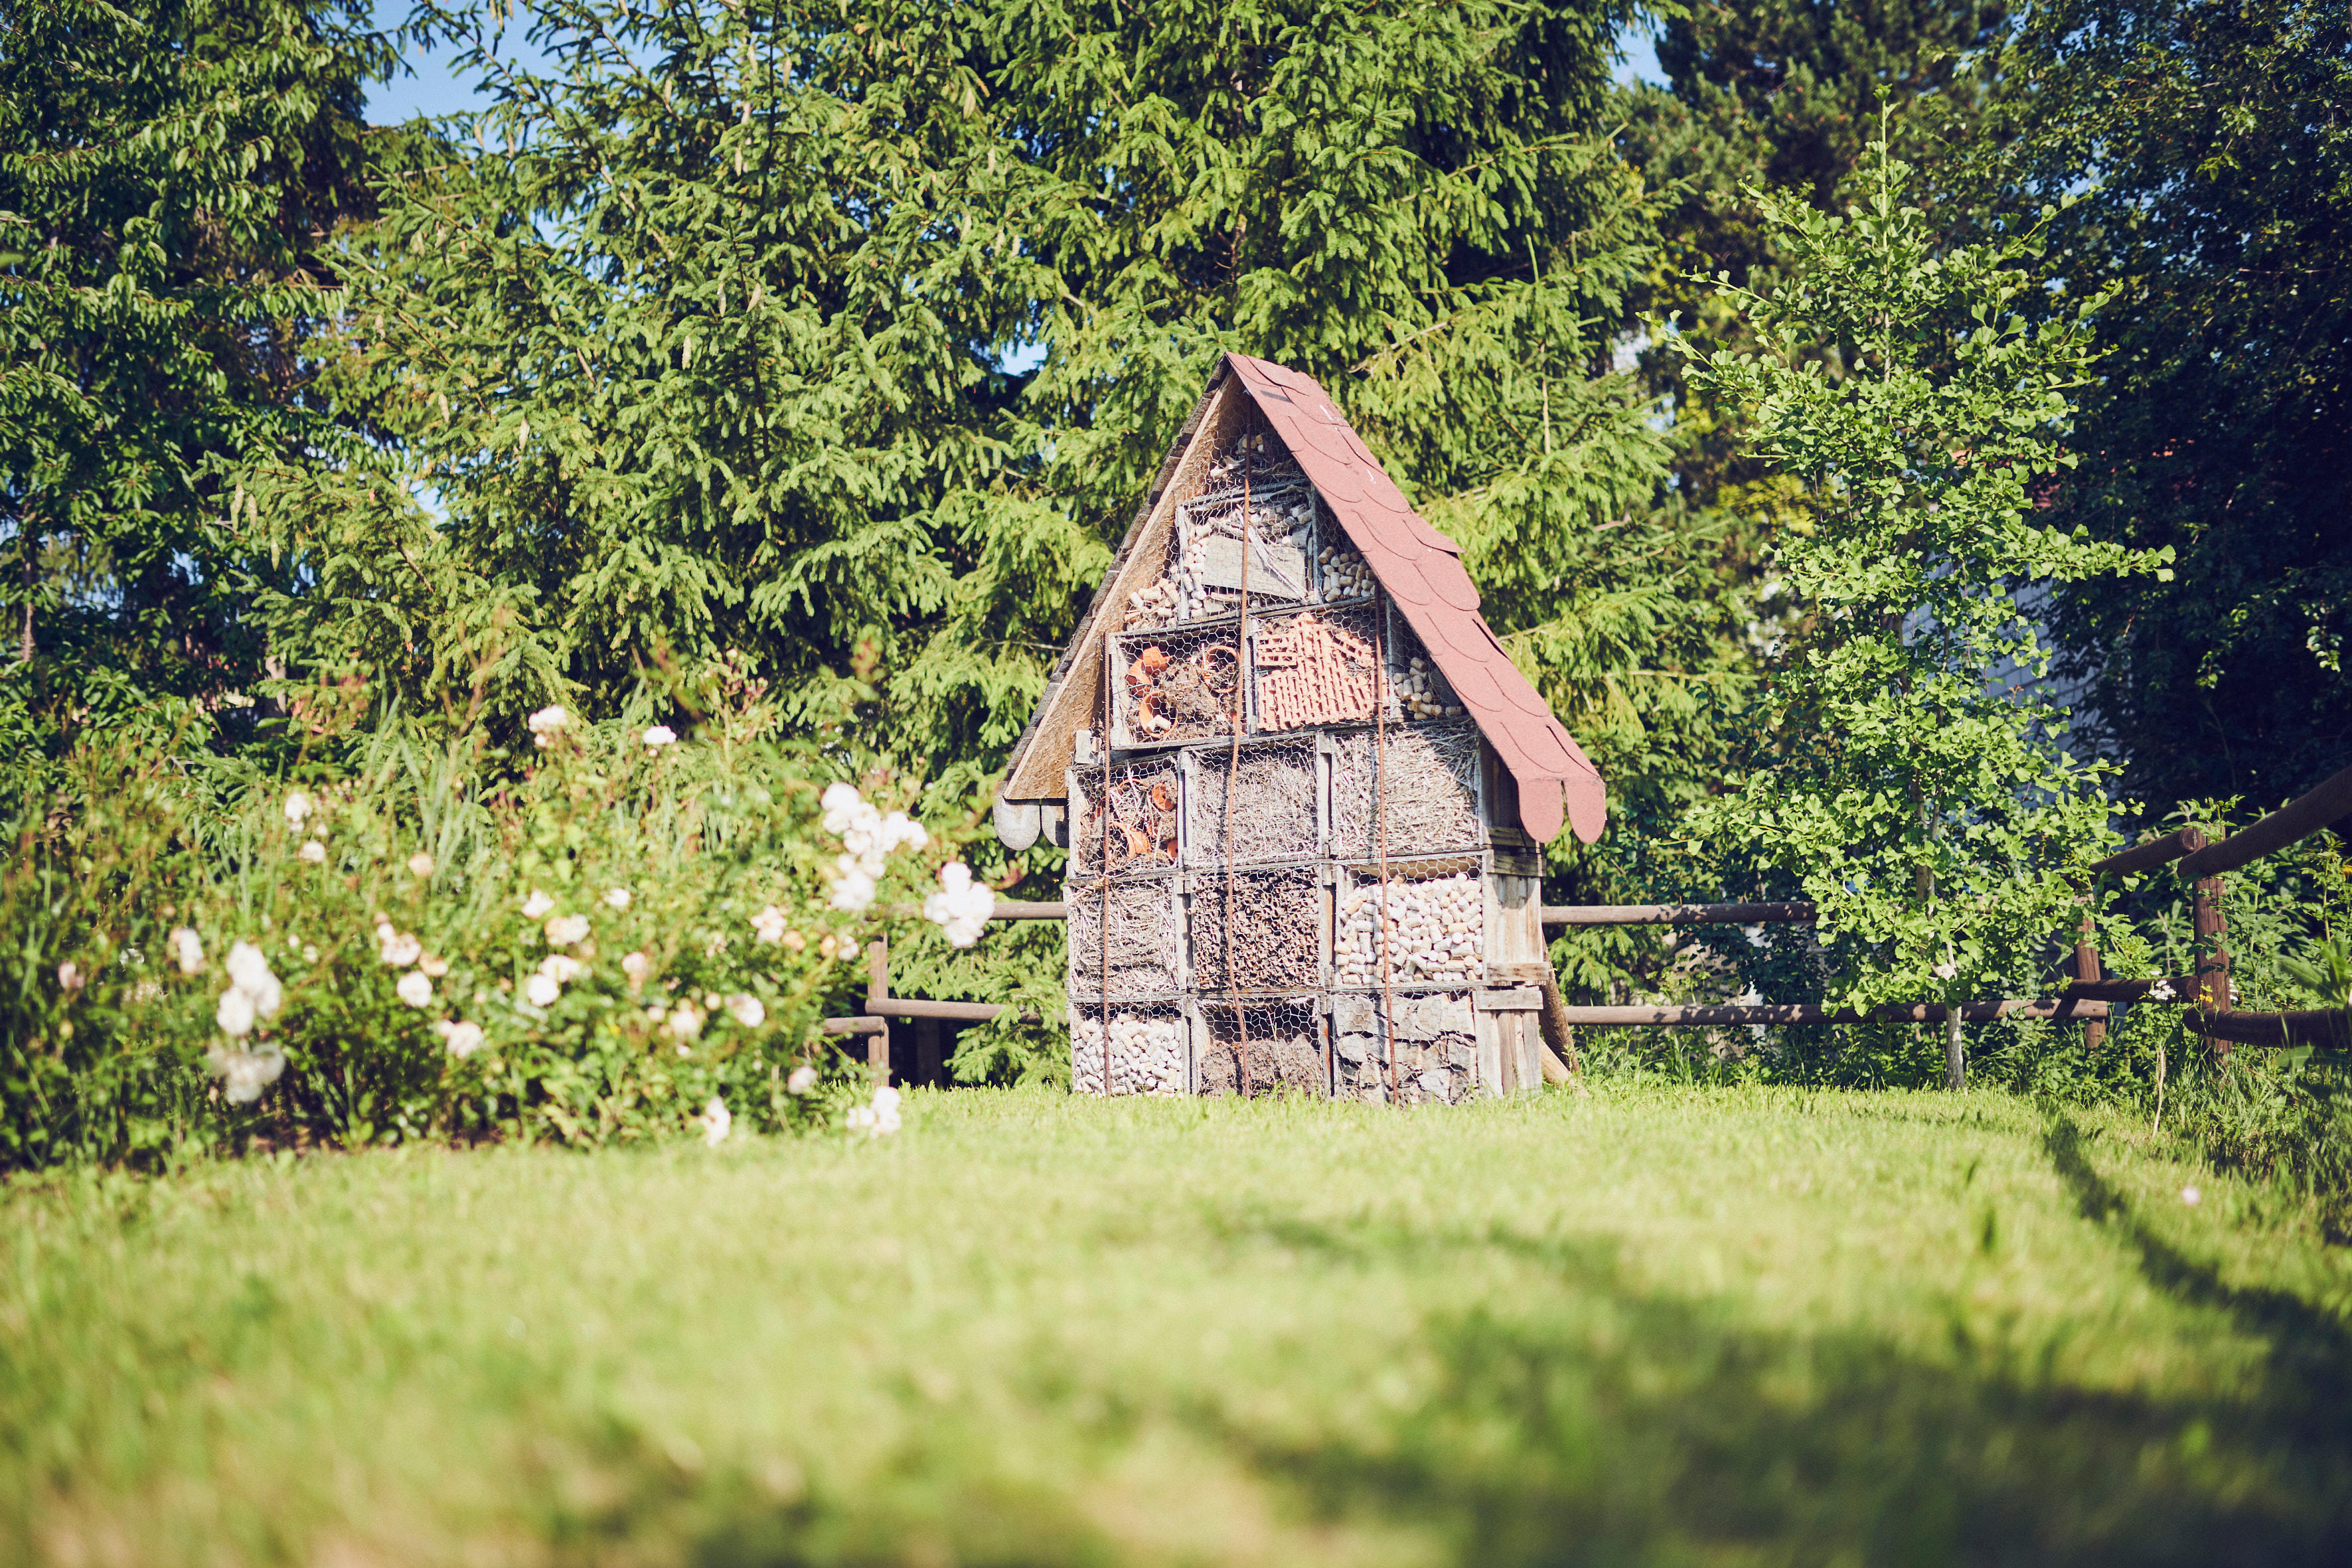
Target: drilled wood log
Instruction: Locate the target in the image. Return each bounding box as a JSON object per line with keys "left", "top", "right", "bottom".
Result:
{"left": 1541, "top": 902, "right": 1816, "bottom": 927}
{"left": 2177, "top": 763, "right": 2352, "bottom": 879}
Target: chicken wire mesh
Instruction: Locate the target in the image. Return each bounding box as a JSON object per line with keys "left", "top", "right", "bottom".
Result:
{"left": 1330, "top": 724, "right": 1482, "bottom": 858}
{"left": 1186, "top": 736, "right": 1320, "bottom": 866}
{"left": 1123, "top": 439, "right": 1313, "bottom": 629}
{"left": 1385, "top": 618, "right": 1464, "bottom": 721}
{"left": 1117, "top": 624, "right": 1241, "bottom": 744}
{"left": 1069, "top": 1004, "right": 1189, "bottom": 1097}
{"left": 1067, "top": 877, "right": 1182, "bottom": 997}
{"left": 1251, "top": 605, "right": 1384, "bottom": 733}
{"left": 1071, "top": 759, "right": 1182, "bottom": 878}
{"left": 1329, "top": 990, "right": 1478, "bottom": 1105}
{"left": 1334, "top": 856, "right": 1484, "bottom": 989}
{"left": 1197, "top": 998, "right": 1325, "bottom": 1099}
{"left": 1189, "top": 865, "right": 1322, "bottom": 992}
{"left": 1315, "top": 536, "right": 1375, "bottom": 602}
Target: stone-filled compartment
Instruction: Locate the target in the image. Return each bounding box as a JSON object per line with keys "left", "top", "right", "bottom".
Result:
{"left": 1196, "top": 996, "right": 1325, "bottom": 1099}
{"left": 1330, "top": 990, "right": 1478, "bottom": 1104}
{"left": 1069, "top": 1002, "right": 1190, "bottom": 1097}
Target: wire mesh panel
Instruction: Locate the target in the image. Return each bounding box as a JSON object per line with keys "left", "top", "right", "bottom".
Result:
{"left": 1190, "top": 865, "right": 1322, "bottom": 991}
{"left": 1335, "top": 856, "right": 1484, "bottom": 988}
{"left": 1067, "top": 876, "right": 1182, "bottom": 997}
{"left": 1386, "top": 618, "right": 1464, "bottom": 720}
{"left": 1069, "top": 1003, "right": 1189, "bottom": 1097}
{"left": 1071, "top": 759, "right": 1182, "bottom": 878}
{"left": 1197, "top": 998, "right": 1325, "bottom": 1098}
{"left": 1316, "top": 536, "right": 1375, "bottom": 602}
{"left": 1330, "top": 724, "right": 1482, "bottom": 859}
{"left": 1116, "top": 623, "right": 1241, "bottom": 745}
{"left": 1330, "top": 990, "right": 1477, "bottom": 1104}
{"left": 1186, "top": 736, "right": 1320, "bottom": 866}
{"left": 1251, "top": 605, "right": 1383, "bottom": 732}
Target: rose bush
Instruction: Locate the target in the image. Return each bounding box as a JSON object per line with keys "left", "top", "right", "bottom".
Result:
{"left": 1, "top": 694, "right": 986, "bottom": 1166}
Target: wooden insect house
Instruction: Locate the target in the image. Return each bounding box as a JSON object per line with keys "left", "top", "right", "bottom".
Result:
{"left": 991, "top": 354, "right": 1609, "bottom": 1101}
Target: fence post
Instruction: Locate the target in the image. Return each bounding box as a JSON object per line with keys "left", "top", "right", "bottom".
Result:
{"left": 2187, "top": 876, "right": 2232, "bottom": 1063}
{"left": 2074, "top": 903, "right": 2106, "bottom": 1050}
{"left": 866, "top": 938, "right": 892, "bottom": 1081}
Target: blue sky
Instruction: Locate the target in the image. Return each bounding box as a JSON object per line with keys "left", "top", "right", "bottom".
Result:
{"left": 365, "top": 13, "right": 1669, "bottom": 125}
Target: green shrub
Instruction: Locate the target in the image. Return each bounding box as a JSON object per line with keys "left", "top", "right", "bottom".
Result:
{"left": 1, "top": 697, "right": 977, "bottom": 1168}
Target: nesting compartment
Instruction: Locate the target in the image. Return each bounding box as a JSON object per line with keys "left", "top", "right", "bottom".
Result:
{"left": 1071, "top": 758, "right": 1182, "bottom": 878}
{"left": 1330, "top": 990, "right": 1478, "bottom": 1104}
{"left": 1186, "top": 736, "right": 1320, "bottom": 865}
{"left": 1196, "top": 998, "right": 1325, "bottom": 1098}
{"left": 1334, "top": 856, "right": 1484, "bottom": 989}
{"left": 1070, "top": 1004, "right": 1189, "bottom": 1097}
{"left": 1189, "top": 864, "right": 1323, "bottom": 992}
{"left": 1331, "top": 723, "right": 1482, "bottom": 859}
{"left": 1067, "top": 876, "right": 1183, "bottom": 998}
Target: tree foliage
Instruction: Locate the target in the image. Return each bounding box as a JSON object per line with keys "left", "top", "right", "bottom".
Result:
{"left": 1684, "top": 139, "right": 2168, "bottom": 1010}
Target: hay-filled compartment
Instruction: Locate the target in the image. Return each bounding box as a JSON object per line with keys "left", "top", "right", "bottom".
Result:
{"left": 1069, "top": 1002, "right": 1189, "bottom": 1097}
{"left": 1330, "top": 990, "right": 1477, "bottom": 1104}
{"left": 1185, "top": 736, "right": 1320, "bottom": 866}
{"left": 1197, "top": 996, "right": 1324, "bottom": 1098}
{"left": 1189, "top": 864, "right": 1322, "bottom": 992}
{"left": 1331, "top": 722, "right": 1482, "bottom": 858}
{"left": 1335, "top": 854, "right": 1484, "bottom": 988}
{"left": 1115, "top": 623, "right": 1240, "bottom": 744}
{"left": 1067, "top": 875, "right": 1182, "bottom": 998}
{"left": 1251, "top": 605, "right": 1383, "bottom": 733}
{"left": 1071, "top": 758, "right": 1182, "bottom": 878}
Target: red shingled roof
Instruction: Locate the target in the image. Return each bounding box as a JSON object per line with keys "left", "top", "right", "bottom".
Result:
{"left": 1222, "top": 353, "right": 1607, "bottom": 845}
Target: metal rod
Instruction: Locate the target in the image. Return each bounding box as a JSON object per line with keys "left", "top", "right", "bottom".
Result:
{"left": 1556, "top": 998, "right": 2112, "bottom": 1026}
{"left": 1541, "top": 902, "right": 1815, "bottom": 927}
{"left": 2177, "top": 762, "right": 2352, "bottom": 880}
{"left": 2088, "top": 826, "right": 2208, "bottom": 879}
{"left": 1223, "top": 443, "right": 1253, "bottom": 1096}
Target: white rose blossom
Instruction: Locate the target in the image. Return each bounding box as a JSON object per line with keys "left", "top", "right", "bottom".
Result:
{"left": 923, "top": 862, "right": 995, "bottom": 948}
{"left": 168, "top": 927, "right": 204, "bottom": 975}
{"left": 544, "top": 913, "right": 591, "bottom": 947}
{"left": 419, "top": 953, "right": 448, "bottom": 978}
{"left": 283, "top": 790, "right": 313, "bottom": 828}
{"left": 1932, "top": 961, "right": 1958, "bottom": 981}
{"left": 522, "top": 889, "right": 556, "bottom": 919}
{"left": 376, "top": 923, "right": 423, "bottom": 968}
{"left": 298, "top": 839, "right": 327, "bottom": 864}
{"left": 603, "top": 887, "right": 632, "bottom": 909}
{"left": 213, "top": 941, "right": 283, "bottom": 1041}
{"left": 751, "top": 905, "right": 790, "bottom": 944}
{"left": 693, "top": 1096, "right": 732, "bottom": 1147}
{"left": 666, "top": 1003, "right": 704, "bottom": 1042}
{"left": 406, "top": 852, "right": 435, "bottom": 877}
{"left": 396, "top": 971, "right": 434, "bottom": 1008}
{"left": 524, "top": 973, "right": 562, "bottom": 1008}
{"left": 785, "top": 1063, "right": 818, "bottom": 1095}
{"left": 206, "top": 1041, "right": 286, "bottom": 1103}
{"left": 818, "top": 784, "right": 927, "bottom": 911}
{"left": 620, "top": 951, "right": 650, "bottom": 992}
{"left": 725, "top": 993, "right": 765, "bottom": 1028}
{"left": 538, "top": 953, "right": 584, "bottom": 984}
{"left": 526, "top": 705, "right": 569, "bottom": 747}
{"left": 433, "top": 1018, "right": 486, "bottom": 1057}
{"left": 643, "top": 725, "right": 678, "bottom": 749}
{"left": 846, "top": 1083, "right": 902, "bottom": 1138}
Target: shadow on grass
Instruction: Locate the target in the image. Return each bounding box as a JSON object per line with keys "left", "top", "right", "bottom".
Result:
{"left": 2041, "top": 1111, "right": 2352, "bottom": 1427}
{"left": 1198, "top": 1210, "right": 2352, "bottom": 1567}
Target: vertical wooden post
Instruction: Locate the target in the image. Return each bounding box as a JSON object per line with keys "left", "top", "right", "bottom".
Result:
{"left": 2189, "top": 876, "right": 2232, "bottom": 1063}
{"left": 866, "top": 937, "right": 891, "bottom": 1081}
{"left": 2074, "top": 903, "right": 2106, "bottom": 1050}
{"left": 915, "top": 1017, "right": 943, "bottom": 1087}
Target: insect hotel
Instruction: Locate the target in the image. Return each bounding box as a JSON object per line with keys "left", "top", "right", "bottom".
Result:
{"left": 990, "top": 354, "right": 1609, "bottom": 1101}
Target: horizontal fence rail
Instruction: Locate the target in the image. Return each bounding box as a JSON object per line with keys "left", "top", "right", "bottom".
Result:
{"left": 2176, "top": 761, "right": 2352, "bottom": 880}
{"left": 1541, "top": 902, "right": 1816, "bottom": 927}
{"left": 2088, "top": 826, "right": 2209, "bottom": 879}
{"left": 1561, "top": 998, "right": 2112, "bottom": 1027}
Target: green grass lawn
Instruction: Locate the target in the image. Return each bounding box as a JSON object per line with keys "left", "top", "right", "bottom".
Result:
{"left": 8, "top": 1084, "right": 2352, "bottom": 1566}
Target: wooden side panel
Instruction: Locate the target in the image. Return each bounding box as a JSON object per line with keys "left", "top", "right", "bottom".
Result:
{"left": 1005, "top": 373, "right": 1259, "bottom": 801}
